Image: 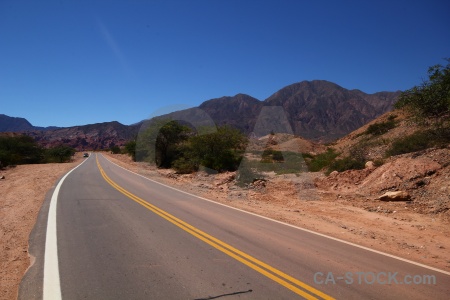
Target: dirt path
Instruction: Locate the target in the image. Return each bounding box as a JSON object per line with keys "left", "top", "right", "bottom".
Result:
{"left": 0, "top": 154, "right": 83, "bottom": 300}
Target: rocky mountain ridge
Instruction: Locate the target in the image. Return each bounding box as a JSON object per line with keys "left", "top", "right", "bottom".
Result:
{"left": 24, "top": 121, "right": 141, "bottom": 151}
{"left": 151, "top": 80, "right": 400, "bottom": 142}
{"left": 1, "top": 80, "right": 400, "bottom": 149}
{"left": 0, "top": 114, "right": 60, "bottom": 132}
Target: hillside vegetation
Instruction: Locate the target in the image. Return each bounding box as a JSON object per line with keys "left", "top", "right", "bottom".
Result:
{"left": 0, "top": 134, "right": 75, "bottom": 168}
{"left": 120, "top": 61, "right": 450, "bottom": 183}
{"left": 131, "top": 120, "right": 247, "bottom": 174}
{"left": 305, "top": 59, "right": 450, "bottom": 174}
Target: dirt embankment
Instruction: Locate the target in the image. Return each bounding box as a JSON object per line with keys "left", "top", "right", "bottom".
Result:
{"left": 104, "top": 152, "right": 450, "bottom": 272}
{"left": 0, "top": 154, "right": 83, "bottom": 300}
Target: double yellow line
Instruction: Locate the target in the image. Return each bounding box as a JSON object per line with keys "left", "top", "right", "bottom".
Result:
{"left": 96, "top": 156, "right": 334, "bottom": 300}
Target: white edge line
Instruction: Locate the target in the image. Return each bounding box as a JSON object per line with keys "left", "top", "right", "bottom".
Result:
{"left": 43, "top": 156, "right": 90, "bottom": 300}
{"left": 100, "top": 154, "right": 450, "bottom": 276}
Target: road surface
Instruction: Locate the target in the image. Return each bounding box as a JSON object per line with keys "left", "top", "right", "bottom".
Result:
{"left": 19, "top": 154, "right": 450, "bottom": 299}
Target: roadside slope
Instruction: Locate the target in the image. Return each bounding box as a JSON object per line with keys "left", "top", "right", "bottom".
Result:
{"left": 0, "top": 155, "right": 82, "bottom": 300}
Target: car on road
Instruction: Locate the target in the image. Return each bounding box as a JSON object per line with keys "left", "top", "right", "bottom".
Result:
{"left": 83, "top": 153, "right": 89, "bottom": 157}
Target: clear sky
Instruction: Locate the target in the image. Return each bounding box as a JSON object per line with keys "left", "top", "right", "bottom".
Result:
{"left": 1, "top": 0, "right": 449, "bottom": 127}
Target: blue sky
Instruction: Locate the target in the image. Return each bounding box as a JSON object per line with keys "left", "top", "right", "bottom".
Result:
{"left": 1, "top": 0, "right": 449, "bottom": 127}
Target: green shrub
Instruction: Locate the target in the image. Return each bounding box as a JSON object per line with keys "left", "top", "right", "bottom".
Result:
{"left": 387, "top": 114, "right": 398, "bottom": 121}
{"left": 386, "top": 132, "right": 429, "bottom": 156}
{"left": 386, "top": 127, "right": 450, "bottom": 157}
{"left": 261, "top": 149, "right": 284, "bottom": 162}
{"left": 110, "top": 145, "right": 121, "bottom": 154}
{"left": 394, "top": 59, "right": 450, "bottom": 120}
{"left": 272, "top": 150, "right": 284, "bottom": 162}
{"left": 304, "top": 148, "right": 339, "bottom": 172}
{"left": 260, "top": 149, "right": 273, "bottom": 163}
{"left": 124, "top": 140, "right": 137, "bottom": 161}
{"left": 0, "top": 135, "right": 43, "bottom": 167}
{"left": 430, "top": 126, "right": 450, "bottom": 146}
{"left": 301, "top": 152, "right": 314, "bottom": 159}
{"left": 373, "top": 159, "right": 384, "bottom": 167}
{"left": 45, "top": 145, "right": 75, "bottom": 163}
{"left": 172, "top": 157, "right": 198, "bottom": 174}
{"left": 188, "top": 126, "right": 247, "bottom": 172}
{"left": 365, "top": 120, "right": 396, "bottom": 135}
{"left": 328, "top": 156, "right": 365, "bottom": 173}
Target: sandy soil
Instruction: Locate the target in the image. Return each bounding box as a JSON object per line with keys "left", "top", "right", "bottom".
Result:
{"left": 0, "top": 154, "right": 83, "bottom": 300}
{"left": 104, "top": 153, "right": 450, "bottom": 273}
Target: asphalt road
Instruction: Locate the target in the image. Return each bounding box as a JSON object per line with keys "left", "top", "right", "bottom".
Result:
{"left": 20, "top": 154, "right": 450, "bottom": 299}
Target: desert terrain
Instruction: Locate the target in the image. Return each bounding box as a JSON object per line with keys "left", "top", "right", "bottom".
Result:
{"left": 0, "top": 146, "right": 448, "bottom": 299}
{"left": 0, "top": 154, "right": 83, "bottom": 300}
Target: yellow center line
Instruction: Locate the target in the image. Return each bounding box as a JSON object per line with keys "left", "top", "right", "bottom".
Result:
{"left": 96, "top": 155, "right": 335, "bottom": 300}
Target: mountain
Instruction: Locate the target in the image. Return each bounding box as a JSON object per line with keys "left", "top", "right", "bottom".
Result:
{"left": 0, "top": 114, "right": 35, "bottom": 132}
{"left": 0, "top": 114, "right": 60, "bottom": 132}
{"left": 156, "top": 93, "right": 262, "bottom": 134}
{"left": 157, "top": 80, "right": 400, "bottom": 142}
{"left": 0, "top": 114, "right": 140, "bottom": 150}
{"left": 199, "top": 93, "right": 262, "bottom": 133}
{"left": 1, "top": 80, "right": 400, "bottom": 148}
{"left": 26, "top": 121, "right": 140, "bottom": 151}
{"left": 263, "top": 80, "right": 400, "bottom": 141}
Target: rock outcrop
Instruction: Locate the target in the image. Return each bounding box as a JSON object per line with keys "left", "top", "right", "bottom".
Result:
{"left": 377, "top": 191, "right": 411, "bottom": 201}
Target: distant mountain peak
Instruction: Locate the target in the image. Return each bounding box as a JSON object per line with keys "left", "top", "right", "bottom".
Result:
{"left": 200, "top": 93, "right": 260, "bottom": 106}
{"left": 263, "top": 80, "right": 400, "bottom": 141}
{"left": 0, "top": 114, "right": 34, "bottom": 132}
{"left": 1, "top": 79, "right": 401, "bottom": 146}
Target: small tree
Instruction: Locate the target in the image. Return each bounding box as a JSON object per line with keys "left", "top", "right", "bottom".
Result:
{"left": 365, "top": 120, "right": 396, "bottom": 135}
{"left": 188, "top": 126, "right": 247, "bottom": 172}
{"left": 136, "top": 119, "right": 191, "bottom": 167}
{"left": 272, "top": 150, "right": 284, "bottom": 162}
{"left": 124, "top": 140, "right": 136, "bottom": 161}
{"left": 46, "top": 145, "right": 75, "bottom": 163}
{"left": 395, "top": 59, "right": 450, "bottom": 122}
{"left": 154, "top": 120, "right": 191, "bottom": 167}
{"left": 110, "top": 145, "right": 121, "bottom": 154}
{"left": 0, "top": 135, "right": 43, "bottom": 167}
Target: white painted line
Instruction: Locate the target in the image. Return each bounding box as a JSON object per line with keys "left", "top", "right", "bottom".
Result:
{"left": 101, "top": 154, "right": 450, "bottom": 276}
{"left": 43, "top": 156, "right": 89, "bottom": 300}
